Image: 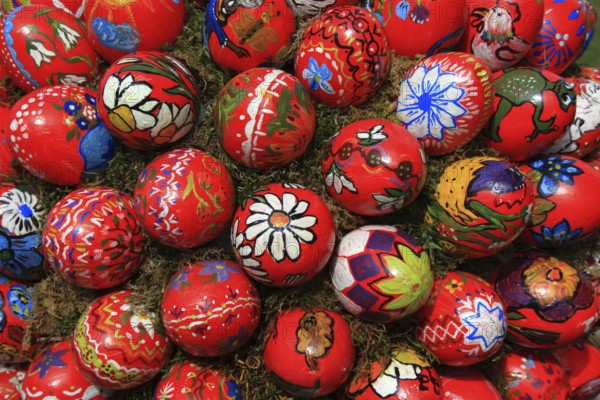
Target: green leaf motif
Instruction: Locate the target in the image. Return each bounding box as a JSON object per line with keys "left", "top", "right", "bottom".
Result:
{"left": 531, "top": 197, "right": 556, "bottom": 226}
{"left": 265, "top": 87, "right": 297, "bottom": 136}
{"left": 215, "top": 84, "right": 248, "bottom": 140}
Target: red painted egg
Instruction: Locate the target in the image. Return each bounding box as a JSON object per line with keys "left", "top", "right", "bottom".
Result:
{"left": 500, "top": 348, "right": 571, "bottom": 400}
{"left": 423, "top": 157, "right": 534, "bottom": 258}
{"left": 525, "top": 0, "right": 587, "bottom": 74}
{"left": 368, "top": 0, "right": 467, "bottom": 58}
{"left": 263, "top": 308, "right": 355, "bottom": 397}
{"left": 416, "top": 271, "right": 507, "bottom": 366}
{"left": 231, "top": 183, "right": 335, "bottom": 287}
{"left": 154, "top": 360, "right": 242, "bottom": 400}
{"left": 204, "top": 0, "right": 295, "bottom": 73}
{"left": 321, "top": 119, "right": 427, "bottom": 216}
{"left": 396, "top": 52, "right": 494, "bottom": 156}
{"left": 134, "top": 148, "right": 236, "bottom": 249}
{"left": 440, "top": 368, "right": 502, "bottom": 399}
{"left": 0, "top": 182, "right": 45, "bottom": 281}
{"left": 287, "top": 0, "right": 358, "bottom": 16}
{"left": 456, "top": 0, "right": 544, "bottom": 71}
{"left": 552, "top": 340, "right": 600, "bottom": 400}
{"left": 0, "top": 107, "right": 18, "bottom": 180}
{"left": 0, "top": 277, "right": 36, "bottom": 364}
{"left": 295, "top": 6, "right": 391, "bottom": 108}
{"left": 72, "top": 290, "right": 174, "bottom": 390}
{"left": 580, "top": 0, "right": 596, "bottom": 56}
{"left": 83, "top": 0, "right": 185, "bottom": 63}
{"left": 343, "top": 346, "right": 441, "bottom": 399}
{"left": 0, "top": 364, "right": 25, "bottom": 399}
{"left": 518, "top": 155, "right": 600, "bottom": 247}
{"left": 0, "top": 5, "right": 98, "bottom": 92}
{"left": 330, "top": 225, "right": 433, "bottom": 322}
{"left": 22, "top": 339, "right": 112, "bottom": 400}
{"left": 42, "top": 187, "right": 147, "bottom": 289}
{"left": 97, "top": 51, "right": 199, "bottom": 150}
{"left": 1, "top": 0, "right": 85, "bottom": 18}
{"left": 493, "top": 251, "right": 598, "bottom": 348}
{"left": 215, "top": 68, "right": 316, "bottom": 169}
{"left": 5, "top": 85, "right": 115, "bottom": 186}
{"left": 161, "top": 260, "right": 261, "bottom": 357}
{"left": 482, "top": 68, "right": 577, "bottom": 161}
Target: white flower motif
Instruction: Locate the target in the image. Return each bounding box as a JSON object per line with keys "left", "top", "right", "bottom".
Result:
{"left": 356, "top": 124, "right": 388, "bottom": 144}
{"left": 149, "top": 103, "right": 194, "bottom": 144}
{"left": 372, "top": 192, "right": 406, "bottom": 211}
{"left": 231, "top": 218, "right": 261, "bottom": 269}
{"left": 282, "top": 183, "right": 307, "bottom": 189}
{"left": 0, "top": 188, "right": 42, "bottom": 235}
{"left": 52, "top": 0, "right": 84, "bottom": 18}
{"left": 397, "top": 65, "right": 467, "bottom": 140}
{"left": 156, "top": 381, "right": 175, "bottom": 399}
{"left": 244, "top": 193, "right": 317, "bottom": 263}
{"left": 59, "top": 74, "right": 87, "bottom": 85}
{"left": 54, "top": 22, "right": 80, "bottom": 51}
{"left": 116, "top": 57, "right": 143, "bottom": 65}
{"left": 28, "top": 41, "right": 56, "bottom": 67}
{"left": 129, "top": 313, "right": 155, "bottom": 339}
{"left": 324, "top": 165, "right": 357, "bottom": 195}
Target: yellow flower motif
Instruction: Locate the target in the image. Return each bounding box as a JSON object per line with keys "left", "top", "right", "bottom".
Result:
{"left": 524, "top": 257, "right": 579, "bottom": 307}
{"left": 295, "top": 311, "right": 333, "bottom": 372}
{"left": 445, "top": 278, "right": 464, "bottom": 294}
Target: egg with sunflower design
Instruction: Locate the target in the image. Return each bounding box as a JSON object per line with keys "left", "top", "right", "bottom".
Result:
{"left": 263, "top": 308, "right": 355, "bottom": 397}
{"left": 0, "top": 364, "right": 25, "bottom": 399}
{"left": 0, "top": 277, "right": 37, "bottom": 364}
{"left": 423, "top": 157, "right": 534, "bottom": 258}
{"left": 98, "top": 52, "right": 199, "bottom": 150}
{"left": 6, "top": 85, "right": 115, "bottom": 186}
{"left": 330, "top": 225, "right": 434, "bottom": 323}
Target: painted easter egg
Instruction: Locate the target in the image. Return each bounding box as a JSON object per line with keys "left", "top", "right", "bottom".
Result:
{"left": 83, "top": 0, "right": 185, "bottom": 63}
{"left": 482, "top": 68, "right": 577, "bottom": 162}
{"left": 1, "top": 0, "right": 85, "bottom": 18}
{"left": 134, "top": 148, "right": 236, "bottom": 249}
{"left": 574, "top": 65, "right": 600, "bottom": 83}
{"left": 330, "top": 225, "right": 433, "bottom": 322}
{"left": 0, "top": 277, "right": 36, "bottom": 364}
{"left": 396, "top": 52, "right": 494, "bottom": 156}
{"left": 97, "top": 51, "right": 199, "bottom": 150}
{"left": 295, "top": 6, "right": 391, "bottom": 108}
{"left": 263, "top": 308, "right": 355, "bottom": 397}
{"left": 161, "top": 260, "right": 261, "bottom": 357}
{"left": 231, "top": 183, "right": 335, "bottom": 287}
{"left": 493, "top": 251, "right": 598, "bottom": 348}
{"left": 0, "top": 5, "right": 98, "bottom": 92}
{"left": 423, "top": 157, "right": 534, "bottom": 258}
{"left": 72, "top": 290, "right": 174, "bottom": 390}
{"left": 456, "top": 0, "right": 544, "bottom": 71}
{"left": 42, "top": 187, "right": 147, "bottom": 289}
{"left": 0, "top": 107, "right": 18, "bottom": 180}
{"left": 214, "top": 68, "right": 316, "bottom": 169}
{"left": 321, "top": 119, "right": 427, "bottom": 216}
{"left": 440, "top": 368, "right": 502, "bottom": 399}
{"left": 0, "top": 364, "right": 25, "bottom": 399}
{"left": 518, "top": 155, "right": 600, "bottom": 247}
{"left": 6, "top": 85, "right": 115, "bottom": 186}
{"left": 368, "top": 0, "right": 467, "bottom": 58}
{"left": 204, "top": 0, "right": 295, "bottom": 73}
{"left": 154, "top": 360, "right": 242, "bottom": 400}
{"left": 552, "top": 340, "right": 600, "bottom": 400}
{"left": 343, "top": 346, "right": 441, "bottom": 399}
{"left": 0, "top": 183, "right": 44, "bottom": 282}
{"left": 286, "top": 0, "right": 358, "bottom": 16}
{"left": 22, "top": 339, "right": 112, "bottom": 400}
{"left": 500, "top": 348, "right": 571, "bottom": 400}
{"left": 416, "top": 271, "right": 507, "bottom": 366}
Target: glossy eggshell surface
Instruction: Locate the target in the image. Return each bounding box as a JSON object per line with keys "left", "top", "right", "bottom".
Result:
{"left": 0, "top": 5, "right": 98, "bottom": 92}
{"left": 72, "top": 290, "right": 174, "bottom": 390}
{"left": 0, "top": 0, "right": 85, "bottom": 17}
{"left": 0, "top": 277, "right": 36, "bottom": 364}
{"left": 416, "top": 271, "right": 507, "bottom": 366}
{"left": 134, "top": 148, "right": 236, "bottom": 249}
{"left": 0, "top": 364, "right": 25, "bottom": 399}
{"left": 263, "top": 308, "right": 355, "bottom": 397}
{"left": 231, "top": 183, "right": 335, "bottom": 287}
{"left": 330, "top": 225, "right": 433, "bottom": 322}
{"left": 423, "top": 157, "right": 534, "bottom": 258}
{"left": 42, "top": 187, "right": 147, "bottom": 289}
{"left": 214, "top": 68, "right": 316, "bottom": 169}
{"left": 295, "top": 6, "right": 391, "bottom": 108}
{"left": 0, "top": 107, "right": 17, "bottom": 180}
{"left": 161, "top": 260, "right": 261, "bottom": 357}
{"left": 552, "top": 340, "right": 600, "bottom": 400}
{"left": 321, "top": 119, "right": 427, "bottom": 216}
{"left": 97, "top": 52, "right": 199, "bottom": 150}
{"left": 440, "top": 368, "right": 502, "bottom": 399}
{"left": 6, "top": 85, "right": 115, "bottom": 186}
{"left": 396, "top": 52, "right": 494, "bottom": 156}
{"left": 493, "top": 252, "right": 598, "bottom": 348}
{"left": 482, "top": 68, "right": 576, "bottom": 162}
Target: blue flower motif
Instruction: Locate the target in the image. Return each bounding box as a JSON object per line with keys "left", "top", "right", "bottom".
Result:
{"left": 84, "top": 93, "right": 96, "bottom": 106}
{"left": 395, "top": 0, "right": 410, "bottom": 20}
{"left": 79, "top": 123, "right": 116, "bottom": 177}
{"left": 63, "top": 101, "right": 81, "bottom": 116}
{"left": 169, "top": 267, "right": 193, "bottom": 291}
{"left": 530, "top": 20, "right": 574, "bottom": 69}
{"left": 92, "top": 17, "right": 140, "bottom": 52}
{"left": 226, "top": 381, "right": 242, "bottom": 399}
{"left": 8, "top": 284, "right": 33, "bottom": 320}
{"left": 76, "top": 118, "right": 89, "bottom": 130}
{"left": 0, "top": 230, "right": 43, "bottom": 280}
{"left": 200, "top": 261, "right": 239, "bottom": 282}
{"left": 530, "top": 219, "right": 583, "bottom": 247}
{"left": 410, "top": 3, "right": 429, "bottom": 23}
{"left": 31, "top": 346, "right": 69, "bottom": 379}
{"left": 301, "top": 57, "right": 335, "bottom": 95}
{"left": 528, "top": 156, "right": 583, "bottom": 198}
{"left": 0, "top": 293, "right": 6, "bottom": 333}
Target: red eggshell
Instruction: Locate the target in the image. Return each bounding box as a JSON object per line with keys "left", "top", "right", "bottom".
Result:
{"left": 482, "top": 68, "right": 577, "bottom": 161}
{"left": 72, "top": 290, "right": 174, "bottom": 390}
{"left": 161, "top": 260, "right": 261, "bottom": 357}
{"left": 416, "top": 271, "right": 507, "bottom": 366}
{"left": 321, "top": 119, "right": 427, "bottom": 216}
{"left": 0, "top": 5, "right": 98, "bottom": 92}
{"left": 0, "top": 0, "right": 85, "bottom": 18}
{"left": 575, "top": 65, "right": 600, "bottom": 83}
{"left": 552, "top": 340, "right": 600, "bottom": 400}
{"left": 22, "top": 339, "right": 111, "bottom": 399}
{"left": 0, "top": 277, "right": 37, "bottom": 364}
{"left": 295, "top": 6, "right": 391, "bottom": 108}
{"left": 396, "top": 52, "right": 495, "bottom": 156}
{"left": 231, "top": 183, "right": 335, "bottom": 287}
{"left": 0, "top": 107, "right": 17, "bottom": 180}
{"left": 42, "top": 186, "right": 147, "bottom": 289}
{"left": 0, "top": 364, "right": 25, "bottom": 399}
{"left": 134, "top": 148, "right": 236, "bottom": 249}
{"left": 440, "top": 368, "right": 502, "bottom": 399}
{"left": 204, "top": 0, "right": 295, "bottom": 73}
{"left": 263, "top": 308, "right": 355, "bottom": 397}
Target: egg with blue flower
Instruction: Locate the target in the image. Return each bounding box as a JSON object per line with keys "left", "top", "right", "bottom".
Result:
{"left": 0, "top": 276, "right": 37, "bottom": 364}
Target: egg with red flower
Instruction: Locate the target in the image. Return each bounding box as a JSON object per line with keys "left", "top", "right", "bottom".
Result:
{"left": 0, "top": 277, "right": 37, "bottom": 364}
